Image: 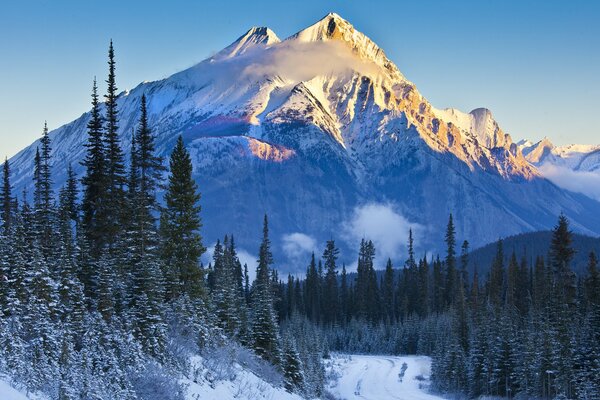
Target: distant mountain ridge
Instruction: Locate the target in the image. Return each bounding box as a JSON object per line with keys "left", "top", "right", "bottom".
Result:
{"left": 519, "top": 138, "right": 600, "bottom": 173}
{"left": 8, "top": 12, "right": 600, "bottom": 270}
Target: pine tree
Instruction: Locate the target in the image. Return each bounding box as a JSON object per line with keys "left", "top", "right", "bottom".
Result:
{"left": 340, "top": 264, "right": 348, "bottom": 324}
{"left": 282, "top": 334, "right": 305, "bottom": 394}
{"left": 34, "top": 122, "right": 55, "bottom": 258}
{"left": 382, "top": 258, "right": 395, "bottom": 322}
{"left": 0, "top": 158, "right": 13, "bottom": 230}
{"left": 251, "top": 215, "right": 281, "bottom": 366}
{"left": 322, "top": 240, "right": 339, "bottom": 325}
{"left": 355, "top": 239, "right": 376, "bottom": 321}
{"left": 445, "top": 214, "right": 457, "bottom": 308}
{"left": 417, "top": 257, "right": 430, "bottom": 317}
{"left": 81, "top": 77, "right": 106, "bottom": 255}
{"left": 102, "top": 40, "right": 127, "bottom": 251}
{"left": 585, "top": 252, "right": 600, "bottom": 307}
{"left": 159, "top": 136, "right": 205, "bottom": 300}
{"left": 304, "top": 253, "right": 320, "bottom": 322}
{"left": 132, "top": 94, "right": 164, "bottom": 258}
{"left": 212, "top": 236, "right": 247, "bottom": 338}
{"left": 549, "top": 214, "right": 576, "bottom": 305}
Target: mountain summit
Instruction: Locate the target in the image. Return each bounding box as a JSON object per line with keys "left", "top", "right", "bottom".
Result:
{"left": 8, "top": 13, "right": 600, "bottom": 267}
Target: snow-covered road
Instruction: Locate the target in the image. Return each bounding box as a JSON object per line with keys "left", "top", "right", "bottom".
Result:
{"left": 326, "top": 354, "right": 445, "bottom": 400}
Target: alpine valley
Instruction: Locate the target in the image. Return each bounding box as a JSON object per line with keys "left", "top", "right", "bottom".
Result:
{"left": 8, "top": 13, "right": 600, "bottom": 267}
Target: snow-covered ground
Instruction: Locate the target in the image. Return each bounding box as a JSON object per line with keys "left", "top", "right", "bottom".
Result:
{"left": 326, "top": 354, "right": 445, "bottom": 400}
{"left": 182, "top": 355, "right": 302, "bottom": 400}
{"left": 0, "top": 378, "right": 46, "bottom": 400}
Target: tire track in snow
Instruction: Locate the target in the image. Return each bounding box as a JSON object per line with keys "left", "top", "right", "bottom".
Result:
{"left": 327, "top": 354, "right": 445, "bottom": 400}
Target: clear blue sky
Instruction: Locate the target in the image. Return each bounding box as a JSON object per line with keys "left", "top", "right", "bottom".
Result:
{"left": 1, "top": 0, "right": 599, "bottom": 159}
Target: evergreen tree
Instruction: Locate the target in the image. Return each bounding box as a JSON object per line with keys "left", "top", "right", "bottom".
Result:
{"left": 444, "top": 214, "right": 457, "bottom": 308}
{"left": 0, "top": 158, "right": 13, "bottom": 230}
{"left": 132, "top": 94, "right": 164, "bottom": 258}
{"left": 339, "top": 264, "right": 348, "bottom": 324}
{"left": 304, "top": 253, "right": 320, "bottom": 322}
{"left": 282, "top": 334, "right": 305, "bottom": 394}
{"left": 159, "top": 136, "right": 205, "bottom": 300}
{"left": 549, "top": 214, "right": 576, "bottom": 305}
{"left": 322, "top": 240, "right": 339, "bottom": 325}
{"left": 81, "top": 77, "right": 106, "bottom": 255}
{"left": 34, "top": 122, "right": 55, "bottom": 258}
{"left": 251, "top": 215, "right": 281, "bottom": 365}
{"left": 102, "top": 40, "right": 127, "bottom": 251}
{"left": 585, "top": 251, "right": 600, "bottom": 307}
{"left": 382, "top": 258, "right": 395, "bottom": 322}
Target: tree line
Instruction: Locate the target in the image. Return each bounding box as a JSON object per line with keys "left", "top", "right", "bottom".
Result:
{"left": 273, "top": 215, "right": 600, "bottom": 399}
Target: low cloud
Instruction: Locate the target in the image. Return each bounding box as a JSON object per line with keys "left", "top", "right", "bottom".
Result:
{"left": 538, "top": 163, "right": 600, "bottom": 201}
{"left": 341, "top": 203, "right": 424, "bottom": 266}
{"left": 282, "top": 232, "right": 318, "bottom": 266}
{"left": 241, "top": 40, "right": 381, "bottom": 82}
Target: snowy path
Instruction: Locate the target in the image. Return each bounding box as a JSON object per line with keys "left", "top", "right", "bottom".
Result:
{"left": 326, "top": 354, "right": 445, "bottom": 400}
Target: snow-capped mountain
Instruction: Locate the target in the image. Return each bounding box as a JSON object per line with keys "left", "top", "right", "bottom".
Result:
{"left": 8, "top": 13, "right": 600, "bottom": 268}
{"left": 519, "top": 138, "right": 600, "bottom": 172}
{"left": 517, "top": 138, "right": 600, "bottom": 202}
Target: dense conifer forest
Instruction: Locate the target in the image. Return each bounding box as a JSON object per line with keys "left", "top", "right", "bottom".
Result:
{"left": 0, "top": 42, "right": 598, "bottom": 400}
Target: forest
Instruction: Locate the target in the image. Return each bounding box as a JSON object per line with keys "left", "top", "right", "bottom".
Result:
{"left": 0, "top": 42, "right": 599, "bottom": 400}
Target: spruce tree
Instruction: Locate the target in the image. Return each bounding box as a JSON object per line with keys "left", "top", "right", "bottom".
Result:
{"left": 322, "top": 240, "right": 339, "bottom": 325}
{"left": 0, "top": 158, "right": 12, "bottom": 230}
{"left": 304, "top": 253, "right": 320, "bottom": 322}
{"left": 34, "top": 122, "right": 55, "bottom": 258}
{"left": 81, "top": 77, "right": 106, "bottom": 255}
{"left": 444, "top": 214, "right": 457, "bottom": 308}
{"left": 102, "top": 40, "right": 127, "bottom": 251}
{"left": 383, "top": 258, "right": 395, "bottom": 322}
{"left": 251, "top": 215, "right": 281, "bottom": 366}
{"left": 585, "top": 252, "right": 600, "bottom": 307}
{"left": 339, "top": 264, "right": 348, "bottom": 324}
{"left": 549, "top": 214, "right": 576, "bottom": 305}
{"left": 132, "top": 94, "right": 164, "bottom": 257}
{"left": 159, "top": 136, "right": 205, "bottom": 300}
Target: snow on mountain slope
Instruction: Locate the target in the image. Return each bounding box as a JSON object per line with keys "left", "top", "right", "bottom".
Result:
{"left": 326, "top": 354, "right": 444, "bottom": 400}
{"left": 8, "top": 12, "right": 600, "bottom": 268}
{"left": 519, "top": 138, "right": 600, "bottom": 200}
{"left": 520, "top": 138, "right": 600, "bottom": 172}
{"left": 215, "top": 27, "right": 281, "bottom": 59}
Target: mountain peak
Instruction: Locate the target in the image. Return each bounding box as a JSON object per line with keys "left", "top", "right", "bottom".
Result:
{"left": 216, "top": 26, "right": 280, "bottom": 59}
{"left": 287, "top": 12, "right": 403, "bottom": 79}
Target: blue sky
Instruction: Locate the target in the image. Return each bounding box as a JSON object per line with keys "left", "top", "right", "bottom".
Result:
{"left": 1, "top": 0, "right": 599, "bottom": 159}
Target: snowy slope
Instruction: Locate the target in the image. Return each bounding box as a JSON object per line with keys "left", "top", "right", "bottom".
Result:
{"left": 326, "top": 354, "right": 444, "bottom": 400}
{"left": 182, "top": 356, "right": 301, "bottom": 400}
{"left": 8, "top": 12, "right": 600, "bottom": 266}
{"left": 0, "top": 378, "right": 47, "bottom": 400}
